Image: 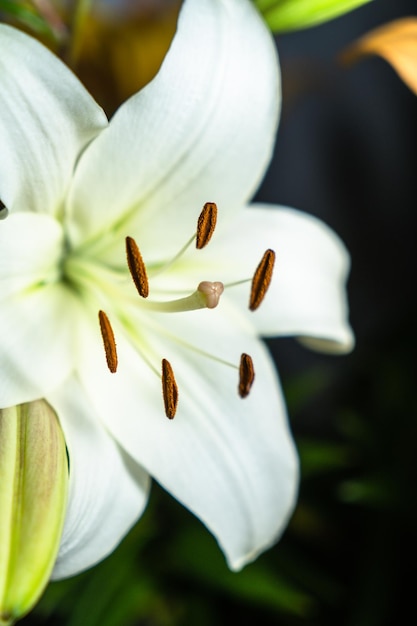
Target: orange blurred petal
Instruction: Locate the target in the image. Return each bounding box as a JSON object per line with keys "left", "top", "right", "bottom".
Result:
{"left": 340, "top": 17, "right": 417, "bottom": 95}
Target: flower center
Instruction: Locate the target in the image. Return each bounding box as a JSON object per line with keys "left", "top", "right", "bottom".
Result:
{"left": 64, "top": 202, "right": 275, "bottom": 419}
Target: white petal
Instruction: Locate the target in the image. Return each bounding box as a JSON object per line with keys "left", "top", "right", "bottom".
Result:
{"left": 0, "top": 24, "right": 107, "bottom": 216}
{"left": 0, "top": 213, "right": 82, "bottom": 406}
{"left": 49, "top": 376, "right": 150, "bottom": 579}
{"left": 181, "top": 205, "right": 354, "bottom": 353}
{"left": 76, "top": 307, "right": 298, "bottom": 569}
{"left": 0, "top": 282, "right": 83, "bottom": 407}
{"left": 66, "top": 0, "right": 280, "bottom": 261}
{"left": 0, "top": 212, "right": 64, "bottom": 299}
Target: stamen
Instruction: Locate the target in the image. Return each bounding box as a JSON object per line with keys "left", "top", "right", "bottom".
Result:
{"left": 149, "top": 202, "right": 219, "bottom": 278}
{"left": 198, "top": 281, "right": 224, "bottom": 309}
{"left": 162, "top": 358, "right": 178, "bottom": 419}
{"left": 98, "top": 310, "right": 118, "bottom": 373}
{"left": 0, "top": 199, "right": 8, "bottom": 220}
{"left": 196, "top": 202, "right": 217, "bottom": 249}
{"left": 124, "top": 308, "right": 255, "bottom": 404}
{"left": 249, "top": 249, "right": 275, "bottom": 311}
{"left": 239, "top": 353, "right": 255, "bottom": 398}
{"left": 126, "top": 236, "right": 149, "bottom": 298}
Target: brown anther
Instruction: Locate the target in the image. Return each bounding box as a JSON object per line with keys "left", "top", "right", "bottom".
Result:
{"left": 0, "top": 199, "right": 8, "bottom": 220}
{"left": 98, "top": 310, "right": 118, "bottom": 373}
{"left": 196, "top": 202, "right": 217, "bottom": 249}
{"left": 239, "top": 353, "right": 255, "bottom": 398}
{"left": 126, "top": 236, "right": 149, "bottom": 298}
{"left": 162, "top": 359, "right": 179, "bottom": 419}
{"left": 249, "top": 249, "right": 275, "bottom": 311}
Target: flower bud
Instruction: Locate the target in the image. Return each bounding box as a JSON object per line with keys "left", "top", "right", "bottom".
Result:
{"left": 0, "top": 401, "right": 68, "bottom": 625}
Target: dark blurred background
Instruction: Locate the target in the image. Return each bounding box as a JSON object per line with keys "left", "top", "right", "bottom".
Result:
{"left": 16, "top": 0, "right": 417, "bottom": 624}
{"left": 259, "top": 0, "right": 417, "bottom": 623}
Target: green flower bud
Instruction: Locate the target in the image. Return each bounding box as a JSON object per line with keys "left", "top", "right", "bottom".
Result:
{"left": 255, "top": 0, "right": 373, "bottom": 33}
{"left": 0, "top": 400, "right": 68, "bottom": 625}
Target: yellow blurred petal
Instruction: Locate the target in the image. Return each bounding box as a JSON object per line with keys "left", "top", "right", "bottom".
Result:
{"left": 341, "top": 17, "right": 417, "bottom": 95}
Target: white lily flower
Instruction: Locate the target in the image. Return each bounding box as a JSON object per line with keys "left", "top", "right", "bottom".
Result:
{"left": 0, "top": 0, "right": 353, "bottom": 580}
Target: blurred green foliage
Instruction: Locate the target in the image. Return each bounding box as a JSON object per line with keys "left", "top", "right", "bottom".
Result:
{"left": 0, "top": 1, "right": 54, "bottom": 36}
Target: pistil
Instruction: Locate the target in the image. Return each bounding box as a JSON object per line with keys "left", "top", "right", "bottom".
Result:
{"left": 133, "top": 281, "right": 225, "bottom": 313}
{"left": 197, "top": 281, "right": 224, "bottom": 308}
